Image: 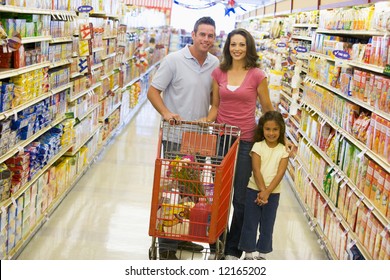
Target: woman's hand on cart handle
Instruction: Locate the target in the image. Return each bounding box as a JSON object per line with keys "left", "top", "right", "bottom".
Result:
{"left": 196, "top": 117, "right": 214, "bottom": 127}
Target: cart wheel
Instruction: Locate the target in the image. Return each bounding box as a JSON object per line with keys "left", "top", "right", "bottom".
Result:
{"left": 149, "top": 246, "right": 157, "bottom": 260}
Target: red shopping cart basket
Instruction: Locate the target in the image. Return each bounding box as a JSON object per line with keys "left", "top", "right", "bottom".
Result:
{"left": 148, "top": 120, "right": 240, "bottom": 259}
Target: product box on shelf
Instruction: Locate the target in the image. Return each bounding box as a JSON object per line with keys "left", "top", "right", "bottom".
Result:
{"left": 7, "top": 203, "right": 16, "bottom": 252}
{"left": 29, "top": 181, "right": 38, "bottom": 227}
{"left": 363, "top": 214, "right": 374, "bottom": 251}
{"left": 346, "top": 193, "right": 359, "bottom": 231}
{"left": 378, "top": 231, "right": 389, "bottom": 260}
{"left": 357, "top": 207, "right": 371, "bottom": 248}
{"left": 367, "top": 218, "right": 379, "bottom": 257}
{"left": 381, "top": 174, "right": 389, "bottom": 216}
{"left": 14, "top": 196, "right": 23, "bottom": 244}
{"left": 53, "top": 158, "right": 68, "bottom": 197}
{"left": 64, "top": 155, "right": 77, "bottom": 181}
{"left": 337, "top": 184, "right": 347, "bottom": 214}
{"left": 373, "top": 222, "right": 384, "bottom": 259}
{"left": 36, "top": 171, "right": 48, "bottom": 216}
{"left": 0, "top": 207, "right": 7, "bottom": 259}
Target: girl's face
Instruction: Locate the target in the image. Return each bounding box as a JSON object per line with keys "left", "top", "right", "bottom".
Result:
{"left": 229, "top": 34, "right": 246, "bottom": 61}
{"left": 263, "top": 120, "right": 280, "bottom": 146}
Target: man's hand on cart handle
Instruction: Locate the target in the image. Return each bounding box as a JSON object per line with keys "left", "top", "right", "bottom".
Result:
{"left": 163, "top": 112, "right": 181, "bottom": 124}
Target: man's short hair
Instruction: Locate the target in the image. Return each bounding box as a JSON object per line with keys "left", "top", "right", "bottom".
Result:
{"left": 193, "top": 17, "right": 216, "bottom": 33}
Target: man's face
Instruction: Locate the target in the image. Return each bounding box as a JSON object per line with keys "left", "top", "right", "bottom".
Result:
{"left": 192, "top": 24, "right": 215, "bottom": 53}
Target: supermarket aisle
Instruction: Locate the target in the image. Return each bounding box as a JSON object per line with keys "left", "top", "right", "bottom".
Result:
{"left": 17, "top": 101, "right": 328, "bottom": 260}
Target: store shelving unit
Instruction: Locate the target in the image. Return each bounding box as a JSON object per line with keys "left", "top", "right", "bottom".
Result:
{"left": 237, "top": 0, "right": 390, "bottom": 260}
{"left": 0, "top": 0, "right": 168, "bottom": 260}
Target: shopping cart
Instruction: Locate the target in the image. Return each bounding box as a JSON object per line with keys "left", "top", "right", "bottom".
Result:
{"left": 148, "top": 120, "right": 240, "bottom": 260}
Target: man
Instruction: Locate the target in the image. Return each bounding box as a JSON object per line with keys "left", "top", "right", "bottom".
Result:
{"left": 147, "top": 17, "right": 219, "bottom": 260}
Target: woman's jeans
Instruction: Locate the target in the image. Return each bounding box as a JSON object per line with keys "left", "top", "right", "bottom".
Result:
{"left": 238, "top": 188, "right": 280, "bottom": 254}
{"left": 224, "top": 140, "right": 254, "bottom": 258}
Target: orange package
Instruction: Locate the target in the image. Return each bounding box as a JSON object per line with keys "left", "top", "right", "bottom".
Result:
{"left": 364, "top": 160, "right": 375, "bottom": 198}
{"left": 380, "top": 174, "right": 390, "bottom": 216}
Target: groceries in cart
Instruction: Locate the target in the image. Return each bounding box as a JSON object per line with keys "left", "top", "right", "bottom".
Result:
{"left": 157, "top": 154, "right": 212, "bottom": 238}
{"left": 149, "top": 121, "right": 240, "bottom": 247}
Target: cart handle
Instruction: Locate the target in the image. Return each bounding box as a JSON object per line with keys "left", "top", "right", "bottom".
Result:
{"left": 166, "top": 119, "right": 235, "bottom": 130}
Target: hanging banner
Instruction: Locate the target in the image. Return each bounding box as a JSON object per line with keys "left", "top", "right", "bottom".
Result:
{"left": 125, "top": 0, "right": 172, "bottom": 9}
{"left": 173, "top": 0, "right": 222, "bottom": 9}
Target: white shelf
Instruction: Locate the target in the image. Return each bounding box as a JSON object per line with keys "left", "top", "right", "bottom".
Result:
{"left": 21, "top": 35, "right": 52, "bottom": 44}
{"left": 348, "top": 61, "right": 385, "bottom": 75}
{"left": 106, "top": 14, "right": 119, "bottom": 19}
{"left": 0, "top": 6, "right": 76, "bottom": 16}
{"left": 309, "top": 53, "right": 386, "bottom": 75}
{"left": 51, "top": 82, "right": 73, "bottom": 95}
{"left": 300, "top": 99, "right": 390, "bottom": 175}
{"left": 307, "top": 77, "right": 390, "bottom": 123}
{"left": 91, "top": 63, "right": 103, "bottom": 70}
{"left": 294, "top": 154, "right": 372, "bottom": 260}
{"left": 99, "top": 102, "right": 121, "bottom": 121}
{"left": 103, "top": 35, "right": 117, "bottom": 40}
{"left": 316, "top": 28, "right": 387, "bottom": 36}
{"left": 121, "top": 62, "right": 160, "bottom": 91}
{"left": 286, "top": 129, "right": 299, "bottom": 147}
{"left": 100, "top": 69, "right": 118, "bottom": 81}
{"left": 65, "top": 124, "right": 102, "bottom": 156}
{"left": 0, "top": 92, "right": 52, "bottom": 121}
{"left": 0, "top": 61, "right": 51, "bottom": 80}
{"left": 310, "top": 52, "right": 335, "bottom": 62}
{"left": 293, "top": 24, "right": 318, "bottom": 28}
{"left": 0, "top": 115, "right": 67, "bottom": 165}
{"left": 122, "top": 77, "right": 141, "bottom": 90}
{"left": 69, "top": 82, "right": 101, "bottom": 102}
{"left": 101, "top": 52, "right": 116, "bottom": 60}
{"left": 299, "top": 127, "right": 390, "bottom": 234}
{"left": 70, "top": 72, "right": 83, "bottom": 79}
{"left": 0, "top": 143, "right": 73, "bottom": 209}
{"left": 49, "top": 59, "right": 72, "bottom": 69}
{"left": 90, "top": 11, "right": 106, "bottom": 17}
{"left": 92, "top": 47, "right": 105, "bottom": 53}
{"left": 284, "top": 169, "right": 337, "bottom": 260}
{"left": 77, "top": 104, "right": 100, "bottom": 121}
{"left": 50, "top": 36, "right": 73, "bottom": 44}
{"left": 291, "top": 35, "right": 313, "bottom": 41}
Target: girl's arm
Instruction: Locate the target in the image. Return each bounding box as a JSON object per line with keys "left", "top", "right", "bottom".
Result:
{"left": 257, "top": 157, "right": 288, "bottom": 203}
{"left": 251, "top": 152, "right": 267, "bottom": 193}
{"left": 257, "top": 78, "right": 274, "bottom": 113}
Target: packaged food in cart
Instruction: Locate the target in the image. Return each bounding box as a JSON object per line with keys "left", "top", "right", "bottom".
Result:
{"left": 148, "top": 120, "right": 240, "bottom": 259}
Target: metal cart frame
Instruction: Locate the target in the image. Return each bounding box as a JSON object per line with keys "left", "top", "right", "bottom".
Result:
{"left": 148, "top": 120, "right": 240, "bottom": 260}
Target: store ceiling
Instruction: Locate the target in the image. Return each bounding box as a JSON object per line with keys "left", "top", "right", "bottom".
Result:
{"left": 236, "top": 0, "right": 274, "bottom": 7}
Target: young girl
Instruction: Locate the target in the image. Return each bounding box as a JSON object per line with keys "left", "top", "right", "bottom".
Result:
{"left": 238, "top": 111, "right": 289, "bottom": 260}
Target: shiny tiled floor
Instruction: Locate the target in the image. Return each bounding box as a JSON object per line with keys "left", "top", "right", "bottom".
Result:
{"left": 17, "top": 101, "right": 328, "bottom": 260}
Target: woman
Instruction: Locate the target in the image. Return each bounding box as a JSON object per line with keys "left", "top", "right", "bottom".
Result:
{"left": 203, "top": 28, "right": 274, "bottom": 260}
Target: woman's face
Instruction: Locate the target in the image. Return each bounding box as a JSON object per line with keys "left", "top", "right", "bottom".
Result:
{"left": 229, "top": 34, "right": 247, "bottom": 61}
